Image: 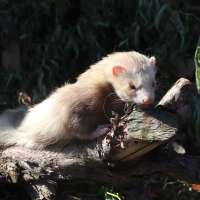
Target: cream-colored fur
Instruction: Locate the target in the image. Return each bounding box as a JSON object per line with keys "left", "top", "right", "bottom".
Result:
{"left": 0, "top": 51, "right": 156, "bottom": 149}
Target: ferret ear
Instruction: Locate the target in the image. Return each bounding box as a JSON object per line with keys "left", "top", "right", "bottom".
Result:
{"left": 112, "top": 66, "right": 126, "bottom": 76}
{"left": 149, "top": 56, "right": 156, "bottom": 65}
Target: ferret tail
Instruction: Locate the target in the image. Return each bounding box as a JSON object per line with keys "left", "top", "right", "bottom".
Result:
{"left": 0, "top": 107, "right": 38, "bottom": 148}
{"left": 0, "top": 128, "right": 18, "bottom": 147}
{"left": 0, "top": 127, "right": 45, "bottom": 149}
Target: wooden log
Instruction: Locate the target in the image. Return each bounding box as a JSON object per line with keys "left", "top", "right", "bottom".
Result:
{"left": 156, "top": 78, "right": 196, "bottom": 121}
{"left": 106, "top": 107, "right": 178, "bottom": 162}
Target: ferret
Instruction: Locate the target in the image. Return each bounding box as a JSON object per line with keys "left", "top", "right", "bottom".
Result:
{"left": 0, "top": 51, "right": 157, "bottom": 149}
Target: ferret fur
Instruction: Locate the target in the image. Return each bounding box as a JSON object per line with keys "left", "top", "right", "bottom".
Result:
{"left": 0, "top": 51, "right": 157, "bottom": 149}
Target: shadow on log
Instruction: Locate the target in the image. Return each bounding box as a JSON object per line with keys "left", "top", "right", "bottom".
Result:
{"left": 0, "top": 78, "right": 198, "bottom": 200}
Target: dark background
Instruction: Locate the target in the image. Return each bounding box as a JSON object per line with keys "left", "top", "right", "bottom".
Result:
{"left": 0, "top": 0, "right": 200, "bottom": 108}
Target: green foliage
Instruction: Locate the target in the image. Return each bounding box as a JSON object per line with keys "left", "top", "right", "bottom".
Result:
{"left": 194, "top": 44, "right": 200, "bottom": 93}
{"left": 144, "top": 175, "right": 200, "bottom": 200}
{"left": 102, "top": 186, "right": 124, "bottom": 200}
{"left": 105, "top": 191, "right": 122, "bottom": 200}
{"left": 190, "top": 41, "right": 200, "bottom": 152}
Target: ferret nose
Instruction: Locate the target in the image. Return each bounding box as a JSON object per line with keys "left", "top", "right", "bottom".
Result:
{"left": 140, "top": 97, "right": 154, "bottom": 108}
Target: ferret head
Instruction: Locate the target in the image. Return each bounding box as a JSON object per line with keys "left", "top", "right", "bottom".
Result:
{"left": 105, "top": 51, "right": 157, "bottom": 108}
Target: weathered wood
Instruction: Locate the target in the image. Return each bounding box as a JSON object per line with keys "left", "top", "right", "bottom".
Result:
{"left": 1, "top": 148, "right": 200, "bottom": 199}
{"left": 157, "top": 78, "right": 196, "bottom": 121}
{"left": 107, "top": 107, "right": 178, "bottom": 162}
{"left": 157, "top": 78, "right": 193, "bottom": 108}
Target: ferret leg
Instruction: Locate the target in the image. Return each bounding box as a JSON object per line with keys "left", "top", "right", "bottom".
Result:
{"left": 77, "top": 124, "right": 110, "bottom": 140}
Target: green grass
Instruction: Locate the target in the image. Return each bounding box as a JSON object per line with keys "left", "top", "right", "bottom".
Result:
{"left": 144, "top": 175, "right": 200, "bottom": 200}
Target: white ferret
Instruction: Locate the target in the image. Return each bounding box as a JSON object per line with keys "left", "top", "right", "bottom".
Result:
{"left": 0, "top": 51, "right": 157, "bottom": 149}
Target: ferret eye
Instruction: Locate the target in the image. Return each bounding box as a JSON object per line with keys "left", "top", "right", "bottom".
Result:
{"left": 129, "top": 82, "right": 136, "bottom": 90}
